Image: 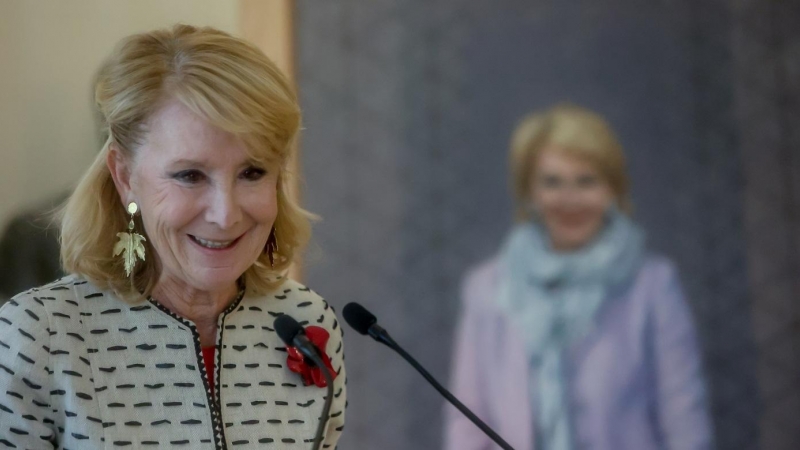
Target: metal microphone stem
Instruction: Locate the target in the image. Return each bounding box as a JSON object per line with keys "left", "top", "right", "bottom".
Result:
{"left": 293, "top": 336, "right": 335, "bottom": 450}
{"left": 368, "top": 326, "right": 515, "bottom": 450}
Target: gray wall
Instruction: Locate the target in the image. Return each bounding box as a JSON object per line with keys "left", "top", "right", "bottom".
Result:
{"left": 734, "top": 1, "right": 800, "bottom": 449}
{"left": 295, "top": 1, "right": 788, "bottom": 448}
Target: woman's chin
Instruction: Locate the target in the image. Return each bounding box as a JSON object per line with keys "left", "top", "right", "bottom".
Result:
{"left": 547, "top": 222, "right": 605, "bottom": 251}
{"left": 550, "top": 232, "right": 595, "bottom": 251}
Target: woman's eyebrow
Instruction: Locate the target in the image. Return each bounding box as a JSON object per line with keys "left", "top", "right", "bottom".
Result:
{"left": 166, "top": 158, "right": 210, "bottom": 169}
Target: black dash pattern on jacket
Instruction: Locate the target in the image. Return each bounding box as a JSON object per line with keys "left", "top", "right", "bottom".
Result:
{"left": 0, "top": 275, "right": 346, "bottom": 449}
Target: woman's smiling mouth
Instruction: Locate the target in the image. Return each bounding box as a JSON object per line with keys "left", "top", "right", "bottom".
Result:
{"left": 188, "top": 234, "right": 241, "bottom": 250}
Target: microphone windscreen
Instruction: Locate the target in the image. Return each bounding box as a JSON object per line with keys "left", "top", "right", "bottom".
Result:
{"left": 274, "top": 314, "right": 303, "bottom": 346}
{"left": 343, "top": 302, "right": 377, "bottom": 335}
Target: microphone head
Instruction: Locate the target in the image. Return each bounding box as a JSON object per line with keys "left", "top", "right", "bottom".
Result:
{"left": 343, "top": 302, "right": 377, "bottom": 335}
{"left": 274, "top": 314, "right": 303, "bottom": 346}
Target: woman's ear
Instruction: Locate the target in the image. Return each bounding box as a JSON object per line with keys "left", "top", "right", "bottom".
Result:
{"left": 107, "top": 144, "right": 134, "bottom": 205}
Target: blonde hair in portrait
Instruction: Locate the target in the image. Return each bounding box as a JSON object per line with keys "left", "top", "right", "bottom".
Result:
{"left": 60, "top": 24, "right": 311, "bottom": 301}
{"left": 509, "top": 103, "right": 631, "bottom": 221}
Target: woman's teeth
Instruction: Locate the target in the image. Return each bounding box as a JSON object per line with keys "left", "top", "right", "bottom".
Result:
{"left": 191, "top": 235, "right": 235, "bottom": 249}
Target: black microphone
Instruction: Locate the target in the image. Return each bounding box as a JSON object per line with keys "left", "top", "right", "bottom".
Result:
{"left": 342, "top": 303, "right": 515, "bottom": 450}
{"left": 274, "top": 314, "right": 335, "bottom": 450}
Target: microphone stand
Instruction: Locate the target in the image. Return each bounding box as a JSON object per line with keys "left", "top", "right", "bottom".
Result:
{"left": 367, "top": 324, "right": 515, "bottom": 450}
{"left": 292, "top": 338, "right": 335, "bottom": 450}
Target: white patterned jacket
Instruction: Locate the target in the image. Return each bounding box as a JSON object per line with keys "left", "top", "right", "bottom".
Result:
{"left": 0, "top": 275, "right": 346, "bottom": 449}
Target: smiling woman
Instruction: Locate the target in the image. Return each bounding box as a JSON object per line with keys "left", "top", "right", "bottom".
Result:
{"left": 445, "top": 104, "right": 712, "bottom": 450}
{"left": 106, "top": 99, "right": 281, "bottom": 312}
{"left": 0, "top": 24, "right": 345, "bottom": 449}
{"left": 63, "top": 24, "right": 306, "bottom": 300}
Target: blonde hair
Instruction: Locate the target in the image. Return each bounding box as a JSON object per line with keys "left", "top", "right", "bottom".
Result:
{"left": 60, "top": 24, "right": 310, "bottom": 300}
{"left": 509, "top": 103, "right": 631, "bottom": 221}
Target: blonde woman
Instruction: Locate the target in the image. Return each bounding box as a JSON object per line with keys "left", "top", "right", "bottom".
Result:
{"left": 0, "top": 25, "right": 345, "bottom": 449}
{"left": 445, "top": 105, "right": 711, "bottom": 450}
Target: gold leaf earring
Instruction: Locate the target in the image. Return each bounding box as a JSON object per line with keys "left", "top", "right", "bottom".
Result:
{"left": 113, "top": 202, "right": 146, "bottom": 277}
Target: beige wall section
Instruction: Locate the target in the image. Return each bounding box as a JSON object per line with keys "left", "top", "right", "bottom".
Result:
{"left": 240, "top": 0, "right": 295, "bottom": 78}
{"left": 0, "top": 0, "right": 239, "bottom": 229}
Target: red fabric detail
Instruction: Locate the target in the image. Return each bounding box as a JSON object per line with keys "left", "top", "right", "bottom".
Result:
{"left": 202, "top": 346, "right": 216, "bottom": 396}
{"left": 286, "top": 326, "right": 338, "bottom": 388}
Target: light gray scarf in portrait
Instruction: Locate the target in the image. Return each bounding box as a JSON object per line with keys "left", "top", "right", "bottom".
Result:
{"left": 497, "top": 209, "right": 644, "bottom": 450}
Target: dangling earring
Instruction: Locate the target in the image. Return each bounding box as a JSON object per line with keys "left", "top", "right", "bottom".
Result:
{"left": 265, "top": 228, "right": 279, "bottom": 268}
{"left": 113, "top": 201, "right": 146, "bottom": 277}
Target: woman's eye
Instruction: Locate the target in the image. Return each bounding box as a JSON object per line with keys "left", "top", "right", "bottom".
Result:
{"left": 173, "top": 170, "right": 205, "bottom": 184}
{"left": 540, "top": 175, "right": 563, "bottom": 188}
{"left": 576, "top": 175, "right": 599, "bottom": 188}
{"left": 241, "top": 166, "right": 266, "bottom": 181}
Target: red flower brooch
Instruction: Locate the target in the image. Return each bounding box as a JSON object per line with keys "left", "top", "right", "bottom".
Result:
{"left": 286, "top": 326, "right": 337, "bottom": 388}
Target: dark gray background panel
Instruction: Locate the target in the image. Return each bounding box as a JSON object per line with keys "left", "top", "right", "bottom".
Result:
{"left": 295, "top": 1, "right": 790, "bottom": 448}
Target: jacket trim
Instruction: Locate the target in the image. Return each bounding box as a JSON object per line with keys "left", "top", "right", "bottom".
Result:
{"left": 146, "top": 287, "right": 244, "bottom": 450}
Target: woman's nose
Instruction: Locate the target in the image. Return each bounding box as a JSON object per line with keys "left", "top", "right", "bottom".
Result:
{"left": 556, "top": 182, "right": 582, "bottom": 205}
{"left": 205, "top": 186, "right": 242, "bottom": 229}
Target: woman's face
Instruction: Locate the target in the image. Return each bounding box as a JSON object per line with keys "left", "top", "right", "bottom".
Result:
{"left": 110, "top": 99, "right": 278, "bottom": 294}
{"left": 530, "top": 148, "right": 614, "bottom": 251}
